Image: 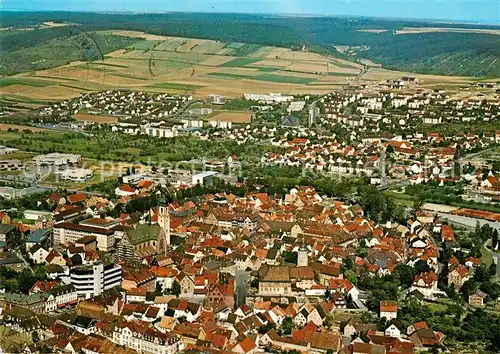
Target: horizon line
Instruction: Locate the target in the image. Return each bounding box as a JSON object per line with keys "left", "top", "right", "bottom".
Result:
{"left": 2, "top": 9, "right": 499, "bottom": 27}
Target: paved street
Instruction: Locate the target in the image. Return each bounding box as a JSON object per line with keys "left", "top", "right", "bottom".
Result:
{"left": 235, "top": 270, "right": 250, "bottom": 307}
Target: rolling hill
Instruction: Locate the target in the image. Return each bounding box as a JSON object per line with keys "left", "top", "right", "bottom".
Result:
{"left": 1, "top": 12, "right": 499, "bottom": 78}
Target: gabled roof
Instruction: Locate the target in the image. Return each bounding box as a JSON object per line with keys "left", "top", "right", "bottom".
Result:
{"left": 380, "top": 300, "right": 398, "bottom": 313}
{"left": 235, "top": 337, "right": 256, "bottom": 353}
{"left": 68, "top": 193, "right": 87, "bottom": 204}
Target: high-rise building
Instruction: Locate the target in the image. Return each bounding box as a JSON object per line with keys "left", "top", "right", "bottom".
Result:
{"left": 70, "top": 262, "right": 122, "bottom": 299}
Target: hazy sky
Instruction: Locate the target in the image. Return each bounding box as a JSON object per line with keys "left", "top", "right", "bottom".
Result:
{"left": 2, "top": 0, "right": 499, "bottom": 24}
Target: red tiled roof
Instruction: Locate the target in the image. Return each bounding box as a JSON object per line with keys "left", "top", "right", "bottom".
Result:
{"left": 414, "top": 271, "right": 438, "bottom": 285}
{"left": 236, "top": 337, "right": 256, "bottom": 353}
{"left": 380, "top": 300, "right": 397, "bottom": 313}
{"left": 68, "top": 193, "right": 87, "bottom": 204}
{"left": 441, "top": 225, "right": 454, "bottom": 241}
{"left": 119, "top": 184, "right": 137, "bottom": 193}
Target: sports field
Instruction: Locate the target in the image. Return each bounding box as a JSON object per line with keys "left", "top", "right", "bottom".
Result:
{"left": 210, "top": 112, "right": 253, "bottom": 123}
{"left": 0, "top": 30, "right": 483, "bottom": 103}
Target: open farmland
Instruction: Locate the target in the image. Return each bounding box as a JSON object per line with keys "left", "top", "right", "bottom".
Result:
{"left": 0, "top": 30, "right": 490, "bottom": 103}
{"left": 395, "top": 27, "right": 500, "bottom": 36}
{"left": 0, "top": 123, "right": 50, "bottom": 132}
{"left": 110, "top": 30, "right": 169, "bottom": 40}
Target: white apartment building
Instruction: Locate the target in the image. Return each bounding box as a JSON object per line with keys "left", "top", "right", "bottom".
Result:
{"left": 144, "top": 125, "right": 179, "bottom": 138}
{"left": 287, "top": 101, "right": 306, "bottom": 112}
{"left": 208, "top": 94, "right": 226, "bottom": 105}
{"left": 181, "top": 119, "right": 204, "bottom": 128}
{"left": 70, "top": 262, "right": 122, "bottom": 298}
{"left": 113, "top": 322, "right": 179, "bottom": 354}
{"left": 53, "top": 222, "right": 115, "bottom": 251}
{"left": 208, "top": 120, "right": 232, "bottom": 129}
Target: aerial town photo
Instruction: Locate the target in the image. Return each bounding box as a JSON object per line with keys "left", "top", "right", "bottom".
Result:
{"left": 0, "top": 1, "right": 499, "bottom": 353}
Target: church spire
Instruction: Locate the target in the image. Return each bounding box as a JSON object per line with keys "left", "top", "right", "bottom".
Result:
{"left": 158, "top": 194, "right": 170, "bottom": 254}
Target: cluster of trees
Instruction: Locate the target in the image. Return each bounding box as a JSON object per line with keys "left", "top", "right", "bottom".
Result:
{"left": 406, "top": 181, "right": 500, "bottom": 213}
{"left": 354, "top": 260, "right": 431, "bottom": 311}
{"left": 0, "top": 265, "right": 47, "bottom": 294}
{"left": 406, "top": 181, "right": 466, "bottom": 205}
{"left": 7, "top": 132, "right": 271, "bottom": 166}
{"left": 460, "top": 262, "right": 500, "bottom": 300}
{"left": 1, "top": 29, "right": 141, "bottom": 75}
{"left": 400, "top": 299, "right": 500, "bottom": 352}
{"left": 357, "top": 185, "right": 407, "bottom": 223}
{"left": 0, "top": 191, "right": 53, "bottom": 213}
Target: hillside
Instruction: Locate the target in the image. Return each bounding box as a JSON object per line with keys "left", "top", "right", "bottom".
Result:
{"left": 0, "top": 31, "right": 368, "bottom": 104}
{"left": 1, "top": 12, "right": 499, "bottom": 78}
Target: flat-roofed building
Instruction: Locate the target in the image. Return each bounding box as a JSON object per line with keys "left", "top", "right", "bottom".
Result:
{"left": 208, "top": 94, "right": 226, "bottom": 105}
{"left": 79, "top": 217, "right": 119, "bottom": 230}
{"left": 55, "top": 168, "right": 93, "bottom": 182}
{"left": 54, "top": 206, "right": 87, "bottom": 223}
{"left": 33, "top": 153, "right": 81, "bottom": 166}
{"left": 144, "top": 125, "right": 178, "bottom": 139}
{"left": 24, "top": 209, "right": 52, "bottom": 221}
{"left": 70, "top": 262, "right": 122, "bottom": 299}
{"left": 53, "top": 222, "right": 115, "bottom": 251}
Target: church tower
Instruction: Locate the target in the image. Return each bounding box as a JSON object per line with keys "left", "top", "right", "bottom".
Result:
{"left": 158, "top": 194, "right": 170, "bottom": 252}
{"left": 297, "top": 241, "right": 308, "bottom": 267}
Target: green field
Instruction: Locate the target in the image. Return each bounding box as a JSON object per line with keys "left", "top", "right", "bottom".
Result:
{"left": 250, "top": 67, "right": 280, "bottom": 72}
{"left": 204, "top": 72, "right": 253, "bottom": 80}
{"left": 0, "top": 95, "right": 56, "bottom": 105}
{"left": 0, "top": 78, "right": 57, "bottom": 87}
{"left": 220, "top": 58, "right": 261, "bottom": 67}
{"left": 225, "top": 42, "right": 245, "bottom": 49}
{"left": 149, "top": 59, "right": 192, "bottom": 70}
{"left": 190, "top": 41, "right": 226, "bottom": 54}
{"left": 155, "top": 38, "right": 187, "bottom": 52}
{"left": 146, "top": 82, "right": 204, "bottom": 91}
{"left": 231, "top": 43, "right": 263, "bottom": 57}
{"left": 330, "top": 59, "right": 361, "bottom": 70}
{"left": 150, "top": 51, "right": 208, "bottom": 64}
{"left": 253, "top": 74, "right": 316, "bottom": 84}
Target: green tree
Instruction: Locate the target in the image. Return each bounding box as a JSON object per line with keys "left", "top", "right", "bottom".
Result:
{"left": 18, "top": 269, "right": 36, "bottom": 294}
{"left": 258, "top": 322, "right": 276, "bottom": 334}
{"left": 171, "top": 280, "right": 181, "bottom": 297}
{"left": 342, "top": 257, "right": 354, "bottom": 271}
{"left": 357, "top": 186, "right": 387, "bottom": 221}
{"left": 279, "top": 317, "right": 294, "bottom": 335}
{"left": 414, "top": 260, "right": 431, "bottom": 274}
{"left": 344, "top": 270, "right": 358, "bottom": 285}
{"left": 393, "top": 264, "right": 416, "bottom": 287}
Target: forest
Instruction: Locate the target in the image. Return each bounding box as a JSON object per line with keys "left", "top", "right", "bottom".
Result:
{"left": 1, "top": 11, "right": 499, "bottom": 77}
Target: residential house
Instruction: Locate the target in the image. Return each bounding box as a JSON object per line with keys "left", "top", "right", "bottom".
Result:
{"left": 380, "top": 301, "right": 397, "bottom": 320}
